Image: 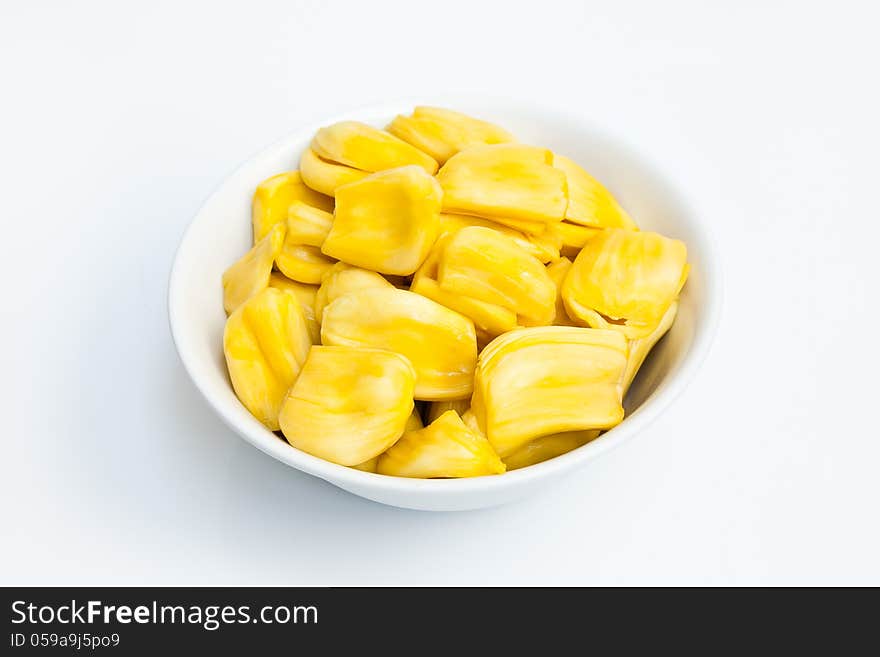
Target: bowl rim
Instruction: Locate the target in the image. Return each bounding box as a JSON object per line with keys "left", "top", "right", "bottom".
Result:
{"left": 168, "top": 99, "right": 724, "bottom": 496}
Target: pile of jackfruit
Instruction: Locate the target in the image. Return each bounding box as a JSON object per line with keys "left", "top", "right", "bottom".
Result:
{"left": 221, "top": 107, "right": 689, "bottom": 478}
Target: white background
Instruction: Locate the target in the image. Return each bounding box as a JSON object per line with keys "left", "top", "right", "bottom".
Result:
{"left": 2, "top": 0, "right": 878, "bottom": 585}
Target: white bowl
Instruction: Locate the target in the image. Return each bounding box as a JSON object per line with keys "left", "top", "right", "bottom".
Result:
{"left": 168, "top": 101, "right": 722, "bottom": 511}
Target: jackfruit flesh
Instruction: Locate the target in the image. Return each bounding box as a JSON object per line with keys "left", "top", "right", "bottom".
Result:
{"left": 503, "top": 430, "right": 601, "bottom": 471}
{"left": 321, "top": 287, "right": 477, "bottom": 400}
{"left": 388, "top": 106, "right": 514, "bottom": 165}
{"left": 286, "top": 200, "right": 333, "bottom": 248}
{"left": 622, "top": 300, "right": 679, "bottom": 396}
{"left": 471, "top": 326, "right": 627, "bottom": 457}
{"left": 268, "top": 273, "right": 320, "bottom": 343}
{"left": 436, "top": 226, "right": 556, "bottom": 326}
{"left": 222, "top": 223, "right": 285, "bottom": 314}
{"left": 279, "top": 346, "right": 416, "bottom": 466}
{"left": 553, "top": 155, "right": 637, "bottom": 230}
{"left": 275, "top": 242, "right": 336, "bottom": 285}
{"left": 563, "top": 228, "right": 688, "bottom": 338}
{"left": 410, "top": 234, "right": 518, "bottom": 337}
{"left": 223, "top": 287, "right": 312, "bottom": 431}
{"left": 321, "top": 166, "right": 442, "bottom": 276}
{"left": 411, "top": 276, "right": 518, "bottom": 338}
{"left": 252, "top": 171, "right": 334, "bottom": 243}
{"left": 313, "top": 262, "right": 394, "bottom": 324}
{"left": 376, "top": 410, "right": 505, "bottom": 478}
{"left": 438, "top": 213, "right": 558, "bottom": 263}
{"left": 436, "top": 144, "right": 568, "bottom": 225}
{"left": 311, "top": 121, "right": 438, "bottom": 175}
{"left": 299, "top": 148, "right": 369, "bottom": 197}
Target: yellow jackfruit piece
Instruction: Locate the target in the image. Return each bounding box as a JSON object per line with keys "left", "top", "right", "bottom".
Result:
{"left": 376, "top": 410, "right": 505, "bottom": 478}
{"left": 222, "top": 223, "right": 285, "bottom": 314}
{"left": 286, "top": 200, "right": 333, "bottom": 248}
{"left": 426, "top": 399, "right": 470, "bottom": 424}
{"left": 563, "top": 229, "right": 688, "bottom": 339}
{"left": 438, "top": 213, "right": 558, "bottom": 263}
{"left": 503, "top": 430, "right": 601, "bottom": 471}
{"left": 312, "top": 121, "right": 438, "bottom": 175}
{"left": 275, "top": 242, "right": 336, "bottom": 285}
{"left": 436, "top": 144, "right": 568, "bottom": 225}
{"left": 388, "top": 106, "right": 515, "bottom": 165}
{"left": 252, "top": 171, "right": 333, "bottom": 243}
{"left": 321, "top": 166, "right": 442, "bottom": 276}
{"left": 553, "top": 155, "right": 637, "bottom": 230}
{"left": 313, "top": 262, "right": 394, "bottom": 324}
{"left": 410, "top": 277, "right": 517, "bottom": 338}
{"left": 545, "top": 257, "right": 578, "bottom": 327}
{"left": 279, "top": 346, "right": 416, "bottom": 466}
{"left": 437, "top": 226, "right": 556, "bottom": 326}
{"left": 556, "top": 221, "right": 601, "bottom": 258}
{"left": 352, "top": 409, "right": 423, "bottom": 473}
{"left": 321, "top": 287, "right": 477, "bottom": 401}
{"left": 622, "top": 300, "right": 679, "bottom": 396}
{"left": 299, "top": 148, "right": 370, "bottom": 197}
{"left": 410, "top": 234, "right": 518, "bottom": 337}
{"left": 223, "top": 288, "right": 312, "bottom": 431}
{"left": 471, "top": 326, "right": 627, "bottom": 457}
{"left": 268, "top": 273, "right": 320, "bottom": 343}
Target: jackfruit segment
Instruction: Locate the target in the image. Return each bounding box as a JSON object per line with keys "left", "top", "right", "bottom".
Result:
{"left": 222, "top": 223, "right": 286, "bottom": 314}
{"left": 437, "top": 226, "right": 556, "bottom": 326}
{"left": 471, "top": 326, "right": 627, "bottom": 456}
{"left": 286, "top": 200, "right": 334, "bottom": 248}
{"left": 556, "top": 221, "right": 601, "bottom": 258}
{"left": 311, "top": 121, "right": 438, "bottom": 175}
{"left": 436, "top": 144, "right": 568, "bottom": 225}
{"left": 411, "top": 277, "right": 518, "bottom": 338}
{"left": 321, "top": 166, "right": 442, "bottom": 276}
{"left": 376, "top": 411, "right": 506, "bottom": 478}
{"left": 268, "top": 273, "right": 320, "bottom": 343}
{"left": 321, "top": 287, "right": 477, "bottom": 401}
{"left": 545, "top": 257, "right": 578, "bottom": 327}
{"left": 552, "top": 155, "right": 637, "bottom": 229}
{"left": 562, "top": 229, "right": 688, "bottom": 338}
{"left": 410, "top": 234, "right": 520, "bottom": 336}
{"left": 313, "top": 262, "right": 394, "bottom": 324}
{"left": 426, "top": 399, "right": 470, "bottom": 424}
{"left": 223, "top": 288, "right": 312, "bottom": 431}
{"left": 252, "top": 171, "right": 334, "bottom": 243}
{"left": 503, "top": 430, "right": 601, "bottom": 471}
{"left": 279, "top": 346, "right": 416, "bottom": 466}
{"left": 622, "top": 300, "right": 678, "bottom": 396}
{"left": 439, "top": 213, "right": 558, "bottom": 263}
{"left": 388, "top": 106, "right": 515, "bottom": 165}
{"left": 275, "top": 242, "right": 336, "bottom": 285}
{"left": 299, "top": 148, "right": 370, "bottom": 197}
{"left": 352, "top": 409, "right": 423, "bottom": 472}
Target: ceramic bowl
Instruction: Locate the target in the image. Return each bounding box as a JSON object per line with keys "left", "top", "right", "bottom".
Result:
{"left": 168, "top": 101, "right": 722, "bottom": 511}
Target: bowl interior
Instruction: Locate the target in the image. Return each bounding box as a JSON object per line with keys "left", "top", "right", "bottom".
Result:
{"left": 169, "top": 101, "right": 718, "bottom": 510}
